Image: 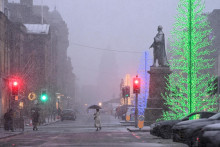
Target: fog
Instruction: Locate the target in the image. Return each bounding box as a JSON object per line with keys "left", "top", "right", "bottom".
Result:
{"left": 32, "top": 0, "right": 220, "bottom": 104}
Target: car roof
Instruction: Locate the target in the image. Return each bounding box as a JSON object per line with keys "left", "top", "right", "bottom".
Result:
{"left": 189, "top": 111, "right": 216, "bottom": 115}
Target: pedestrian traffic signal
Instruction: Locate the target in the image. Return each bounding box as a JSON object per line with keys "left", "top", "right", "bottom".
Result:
{"left": 133, "top": 75, "right": 141, "bottom": 94}
{"left": 12, "top": 81, "right": 19, "bottom": 96}
{"left": 40, "top": 89, "right": 48, "bottom": 102}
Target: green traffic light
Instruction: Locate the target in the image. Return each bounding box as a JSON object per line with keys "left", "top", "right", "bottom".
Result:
{"left": 41, "top": 95, "right": 48, "bottom": 102}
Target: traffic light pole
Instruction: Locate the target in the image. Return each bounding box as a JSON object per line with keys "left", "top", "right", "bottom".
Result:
{"left": 135, "top": 93, "right": 138, "bottom": 128}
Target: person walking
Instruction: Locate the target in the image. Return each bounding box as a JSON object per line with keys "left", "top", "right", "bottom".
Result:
{"left": 4, "top": 110, "right": 9, "bottom": 131}
{"left": 4, "top": 109, "right": 14, "bottom": 131}
{"left": 94, "top": 109, "right": 101, "bottom": 131}
{"left": 32, "top": 110, "right": 39, "bottom": 131}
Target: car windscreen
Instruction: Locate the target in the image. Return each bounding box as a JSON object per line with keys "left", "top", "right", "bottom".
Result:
{"left": 209, "top": 112, "right": 220, "bottom": 120}
{"left": 181, "top": 113, "right": 201, "bottom": 120}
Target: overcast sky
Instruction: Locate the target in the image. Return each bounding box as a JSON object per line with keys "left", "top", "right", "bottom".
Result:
{"left": 32, "top": 0, "right": 220, "bottom": 102}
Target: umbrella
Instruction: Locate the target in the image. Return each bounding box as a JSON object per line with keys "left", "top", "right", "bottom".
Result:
{"left": 31, "top": 107, "right": 41, "bottom": 112}
{"left": 88, "top": 105, "right": 102, "bottom": 109}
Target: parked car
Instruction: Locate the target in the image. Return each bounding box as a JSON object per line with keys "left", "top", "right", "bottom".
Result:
{"left": 61, "top": 109, "right": 76, "bottom": 121}
{"left": 150, "top": 112, "right": 215, "bottom": 139}
{"left": 172, "top": 112, "right": 220, "bottom": 146}
{"left": 197, "top": 123, "right": 220, "bottom": 147}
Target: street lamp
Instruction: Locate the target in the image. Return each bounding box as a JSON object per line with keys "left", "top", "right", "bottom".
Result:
{"left": 98, "top": 102, "right": 102, "bottom": 107}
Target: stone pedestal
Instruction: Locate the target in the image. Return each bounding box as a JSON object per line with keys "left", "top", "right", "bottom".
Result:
{"left": 145, "top": 66, "right": 172, "bottom": 125}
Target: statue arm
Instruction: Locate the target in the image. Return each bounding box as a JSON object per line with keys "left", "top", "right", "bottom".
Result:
{"left": 149, "top": 42, "right": 154, "bottom": 49}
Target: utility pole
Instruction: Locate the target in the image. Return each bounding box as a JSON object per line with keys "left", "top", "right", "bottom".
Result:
{"left": 135, "top": 93, "right": 138, "bottom": 127}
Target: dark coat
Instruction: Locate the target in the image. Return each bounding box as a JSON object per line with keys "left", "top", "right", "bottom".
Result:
{"left": 32, "top": 111, "right": 39, "bottom": 123}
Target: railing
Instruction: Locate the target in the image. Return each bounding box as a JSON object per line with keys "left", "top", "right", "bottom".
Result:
{"left": 13, "top": 118, "right": 24, "bottom": 131}
{"left": 0, "top": 118, "right": 24, "bottom": 131}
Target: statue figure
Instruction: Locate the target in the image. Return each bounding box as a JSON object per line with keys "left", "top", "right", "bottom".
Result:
{"left": 149, "top": 25, "right": 169, "bottom": 67}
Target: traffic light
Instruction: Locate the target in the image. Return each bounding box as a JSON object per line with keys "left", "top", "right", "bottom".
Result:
{"left": 133, "top": 76, "right": 141, "bottom": 94}
{"left": 12, "top": 81, "right": 19, "bottom": 96}
{"left": 122, "top": 87, "right": 126, "bottom": 98}
{"left": 125, "top": 86, "right": 130, "bottom": 97}
{"left": 40, "top": 89, "right": 48, "bottom": 102}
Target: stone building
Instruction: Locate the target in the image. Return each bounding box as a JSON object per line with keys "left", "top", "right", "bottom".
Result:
{"left": 9, "top": 22, "right": 26, "bottom": 76}
{"left": 23, "top": 24, "right": 55, "bottom": 116}
{"left": 5, "top": 0, "right": 76, "bottom": 111}
{"left": 0, "top": 11, "right": 26, "bottom": 119}
{"left": 0, "top": 11, "right": 10, "bottom": 119}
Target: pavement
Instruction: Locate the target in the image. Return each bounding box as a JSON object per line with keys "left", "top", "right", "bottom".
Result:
{"left": 127, "top": 126, "right": 150, "bottom": 132}
{"left": 0, "top": 129, "right": 23, "bottom": 140}
{"left": 120, "top": 120, "right": 151, "bottom": 132}
{"left": 0, "top": 117, "right": 60, "bottom": 139}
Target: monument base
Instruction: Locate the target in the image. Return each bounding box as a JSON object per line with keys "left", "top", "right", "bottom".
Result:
{"left": 144, "top": 108, "right": 163, "bottom": 125}
{"left": 147, "top": 98, "right": 168, "bottom": 111}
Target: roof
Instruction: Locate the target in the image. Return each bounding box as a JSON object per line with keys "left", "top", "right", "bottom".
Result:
{"left": 24, "top": 24, "right": 50, "bottom": 35}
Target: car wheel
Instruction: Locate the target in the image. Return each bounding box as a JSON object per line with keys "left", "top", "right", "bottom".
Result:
{"left": 160, "top": 126, "right": 172, "bottom": 139}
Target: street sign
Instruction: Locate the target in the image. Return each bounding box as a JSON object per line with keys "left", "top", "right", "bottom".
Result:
{"left": 28, "top": 92, "right": 37, "bottom": 101}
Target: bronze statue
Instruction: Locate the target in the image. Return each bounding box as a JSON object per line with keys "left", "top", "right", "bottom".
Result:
{"left": 149, "top": 25, "right": 169, "bottom": 67}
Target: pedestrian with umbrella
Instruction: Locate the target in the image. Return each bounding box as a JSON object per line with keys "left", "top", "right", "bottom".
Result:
{"left": 88, "top": 105, "right": 102, "bottom": 131}
{"left": 31, "top": 106, "right": 40, "bottom": 131}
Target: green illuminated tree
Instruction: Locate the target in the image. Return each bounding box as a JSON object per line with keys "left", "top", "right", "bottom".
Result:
{"left": 162, "top": 0, "right": 218, "bottom": 120}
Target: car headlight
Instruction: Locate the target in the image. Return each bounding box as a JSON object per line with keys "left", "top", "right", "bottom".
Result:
{"left": 156, "top": 123, "right": 161, "bottom": 127}
{"left": 150, "top": 124, "right": 155, "bottom": 128}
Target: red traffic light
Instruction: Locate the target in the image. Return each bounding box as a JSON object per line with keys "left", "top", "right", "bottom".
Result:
{"left": 133, "top": 76, "right": 141, "bottom": 94}
{"left": 13, "top": 81, "right": 18, "bottom": 86}
{"left": 11, "top": 80, "right": 19, "bottom": 96}
{"left": 134, "top": 80, "right": 139, "bottom": 84}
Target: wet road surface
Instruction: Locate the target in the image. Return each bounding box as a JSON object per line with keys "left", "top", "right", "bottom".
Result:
{"left": 0, "top": 113, "right": 187, "bottom": 147}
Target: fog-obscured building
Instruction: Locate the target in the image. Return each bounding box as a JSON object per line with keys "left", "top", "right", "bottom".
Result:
{"left": 208, "top": 9, "right": 220, "bottom": 75}
{"left": 0, "top": 0, "right": 76, "bottom": 122}
{"left": 80, "top": 85, "right": 98, "bottom": 105}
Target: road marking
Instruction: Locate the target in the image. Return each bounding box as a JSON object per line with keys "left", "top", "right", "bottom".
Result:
{"left": 132, "top": 132, "right": 141, "bottom": 139}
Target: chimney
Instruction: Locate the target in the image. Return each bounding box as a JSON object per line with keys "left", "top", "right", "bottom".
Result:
{"left": 20, "top": 0, "right": 33, "bottom": 7}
